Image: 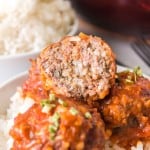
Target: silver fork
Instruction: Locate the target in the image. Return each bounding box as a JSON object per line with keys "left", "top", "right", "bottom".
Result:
{"left": 131, "top": 36, "right": 150, "bottom": 66}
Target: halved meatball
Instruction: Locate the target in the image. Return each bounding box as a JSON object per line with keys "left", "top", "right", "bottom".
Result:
{"left": 38, "top": 33, "right": 116, "bottom": 102}
{"left": 10, "top": 95, "right": 107, "bottom": 150}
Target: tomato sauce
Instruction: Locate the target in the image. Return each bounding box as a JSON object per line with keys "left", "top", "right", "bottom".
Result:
{"left": 22, "top": 60, "right": 49, "bottom": 102}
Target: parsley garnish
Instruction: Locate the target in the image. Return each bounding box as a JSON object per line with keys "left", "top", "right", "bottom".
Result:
{"left": 40, "top": 99, "right": 56, "bottom": 113}
{"left": 134, "top": 66, "right": 142, "bottom": 76}
{"left": 49, "top": 112, "right": 60, "bottom": 140}
{"left": 133, "top": 66, "right": 142, "bottom": 82}
{"left": 125, "top": 66, "right": 143, "bottom": 83}
{"left": 40, "top": 99, "right": 50, "bottom": 107}
{"left": 69, "top": 107, "right": 78, "bottom": 115}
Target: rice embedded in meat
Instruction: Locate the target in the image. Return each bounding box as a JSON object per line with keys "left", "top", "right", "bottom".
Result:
{"left": 38, "top": 33, "right": 116, "bottom": 102}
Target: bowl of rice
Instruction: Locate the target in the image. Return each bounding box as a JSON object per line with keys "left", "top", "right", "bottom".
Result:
{"left": 0, "top": 65, "right": 150, "bottom": 150}
{"left": 0, "top": 0, "right": 78, "bottom": 84}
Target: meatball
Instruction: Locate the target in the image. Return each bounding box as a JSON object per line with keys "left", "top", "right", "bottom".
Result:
{"left": 38, "top": 33, "right": 116, "bottom": 102}
{"left": 10, "top": 94, "right": 107, "bottom": 150}
{"left": 100, "top": 69, "right": 150, "bottom": 148}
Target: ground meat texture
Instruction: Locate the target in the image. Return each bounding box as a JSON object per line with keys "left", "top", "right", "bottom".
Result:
{"left": 100, "top": 71, "right": 150, "bottom": 148}
{"left": 10, "top": 97, "right": 107, "bottom": 150}
{"left": 38, "top": 33, "right": 116, "bottom": 102}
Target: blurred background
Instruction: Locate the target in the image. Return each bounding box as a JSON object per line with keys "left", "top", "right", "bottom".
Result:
{"left": 69, "top": 0, "right": 150, "bottom": 75}
{"left": 0, "top": 0, "right": 149, "bottom": 84}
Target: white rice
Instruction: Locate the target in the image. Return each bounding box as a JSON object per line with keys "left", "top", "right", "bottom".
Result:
{"left": 0, "top": 0, "right": 76, "bottom": 55}
{"left": 0, "top": 88, "right": 149, "bottom": 150}
{"left": 0, "top": 88, "right": 35, "bottom": 150}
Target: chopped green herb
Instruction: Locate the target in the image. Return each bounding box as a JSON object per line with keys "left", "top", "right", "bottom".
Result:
{"left": 85, "top": 112, "right": 92, "bottom": 119}
{"left": 49, "top": 112, "right": 60, "bottom": 140}
{"left": 133, "top": 66, "right": 142, "bottom": 82}
{"left": 58, "top": 99, "right": 67, "bottom": 107}
{"left": 134, "top": 66, "right": 142, "bottom": 76}
{"left": 49, "top": 93, "right": 56, "bottom": 102}
{"left": 40, "top": 99, "right": 56, "bottom": 113}
{"left": 40, "top": 99, "right": 50, "bottom": 107}
{"left": 69, "top": 107, "right": 78, "bottom": 115}
{"left": 50, "top": 112, "right": 60, "bottom": 127}
{"left": 49, "top": 124, "right": 57, "bottom": 133}
{"left": 125, "top": 67, "right": 143, "bottom": 83}
{"left": 48, "top": 124, "right": 57, "bottom": 140}
{"left": 42, "top": 104, "right": 56, "bottom": 113}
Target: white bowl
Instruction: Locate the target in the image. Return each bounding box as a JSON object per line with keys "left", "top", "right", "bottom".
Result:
{"left": 0, "top": 18, "right": 78, "bottom": 85}
{"left": 0, "top": 52, "right": 38, "bottom": 85}
{"left": 0, "top": 71, "right": 27, "bottom": 115}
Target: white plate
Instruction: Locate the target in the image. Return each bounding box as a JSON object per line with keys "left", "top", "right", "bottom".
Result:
{"left": 0, "top": 65, "right": 130, "bottom": 115}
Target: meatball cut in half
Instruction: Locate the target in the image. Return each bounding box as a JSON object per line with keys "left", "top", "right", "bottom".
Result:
{"left": 38, "top": 33, "right": 116, "bottom": 101}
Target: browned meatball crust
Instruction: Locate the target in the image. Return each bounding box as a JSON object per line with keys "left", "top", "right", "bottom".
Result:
{"left": 38, "top": 33, "right": 116, "bottom": 102}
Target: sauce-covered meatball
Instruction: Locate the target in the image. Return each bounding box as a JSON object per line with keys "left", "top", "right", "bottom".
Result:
{"left": 10, "top": 95, "right": 107, "bottom": 150}
{"left": 100, "top": 69, "right": 150, "bottom": 148}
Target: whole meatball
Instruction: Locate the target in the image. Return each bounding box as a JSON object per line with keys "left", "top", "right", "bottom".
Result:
{"left": 10, "top": 95, "right": 107, "bottom": 150}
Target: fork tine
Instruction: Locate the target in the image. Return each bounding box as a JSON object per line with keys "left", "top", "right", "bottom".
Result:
{"left": 132, "top": 40, "right": 150, "bottom": 66}
{"left": 139, "top": 38, "right": 150, "bottom": 55}
{"left": 135, "top": 40, "right": 150, "bottom": 58}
